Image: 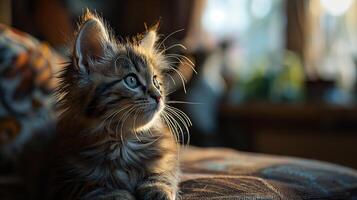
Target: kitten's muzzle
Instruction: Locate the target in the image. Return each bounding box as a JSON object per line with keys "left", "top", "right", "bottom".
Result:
{"left": 150, "top": 94, "right": 161, "bottom": 104}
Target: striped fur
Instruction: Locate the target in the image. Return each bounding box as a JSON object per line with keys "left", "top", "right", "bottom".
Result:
{"left": 50, "top": 10, "right": 182, "bottom": 200}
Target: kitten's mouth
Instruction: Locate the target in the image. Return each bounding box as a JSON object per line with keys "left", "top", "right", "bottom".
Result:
{"left": 154, "top": 101, "right": 162, "bottom": 109}
{"left": 129, "top": 103, "right": 162, "bottom": 131}
{"left": 146, "top": 102, "right": 161, "bottom": 114}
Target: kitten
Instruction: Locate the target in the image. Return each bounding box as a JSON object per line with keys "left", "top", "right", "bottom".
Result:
{"left": 50, "top": 10, "right": 188, "bottom": 200}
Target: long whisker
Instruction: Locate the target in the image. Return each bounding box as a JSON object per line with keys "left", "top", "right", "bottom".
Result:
{"left": 166, "top": 101, "right": 203, "bottom": 105}
{"left": 160, "top": 43, "right": 187, "bottom": 54}
{"left": 119, "top": 106, "right": 137, "bottom": 134}
{"left": 116, "top": 106, "right": 136, "bottom": 141}
{"left": 167, "top": 65, "right": 187, "bottom": 93}
{"left": 160, "top": 113, "right": 181, "bottom": 155}
{"left": 166, "top": 105, "right": 192, "bottom": 126}
{"left": 166, "top": 54, "right": 197, "bottom": 74}
{"left": 164, "top": 107, "right": 190, "bottom": 146}
{"left": 165, "top": 61, "right": 196, "bottom": 74}
{"left": 165, "top": 73, "right": 176, "bottom": 86}
{"left": 165, "top": 107, "right": 190, "bottom": 131}
{"left": 161, "top": 112, "right": 179, "bottom": 143}
{"left": 98, "top": 104, "right": 132, "bottom": 133}
{"left": 107, "top": 105, "right": 133, "bottom": 130}
{"left": 132, "top": 107, "right": 142, "bottom": 142}
{"left": 167, "top": 53, "right": 195, "bottom": 69}
{"left": 167, "top": 109, "right": 188, "bottom": 143}
{"left": 166, "top": 105, "right": 191, "bottom": 147}
{"left": 158, "top": 29, "right": 185, "bottom": 49}
{"left": 164, "top": 110, "right": 185, "bottom": 145}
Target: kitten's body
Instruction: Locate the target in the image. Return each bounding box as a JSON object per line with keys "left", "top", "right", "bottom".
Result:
{"left": 52, "top": 120, "right": 178, "bottom": 200}
{"left": 50, "top": 11, "right": 183, "bottom": 200}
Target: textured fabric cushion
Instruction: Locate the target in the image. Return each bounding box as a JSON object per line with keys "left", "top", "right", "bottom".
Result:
{"left": 180, "top": 147, "right": 357, "bottom": 199}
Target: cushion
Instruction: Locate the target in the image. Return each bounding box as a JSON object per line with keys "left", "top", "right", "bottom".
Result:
{"left": 180, "top": 147, "right": 357, "bottom": 199}
{"left": 0, "top": 24, "right": 63, "bottom": 169}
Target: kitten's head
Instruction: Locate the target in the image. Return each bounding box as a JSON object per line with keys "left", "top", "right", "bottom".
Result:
{"left": 58, "top": 11, "right": 167, "bottom": 133}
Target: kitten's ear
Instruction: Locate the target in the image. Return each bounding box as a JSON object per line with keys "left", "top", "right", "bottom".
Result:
{"left": 140, "top": 23, "right": 159, "bottom": 51}
{"left": 74, "top": 11, "right": 111, "bottom": 71}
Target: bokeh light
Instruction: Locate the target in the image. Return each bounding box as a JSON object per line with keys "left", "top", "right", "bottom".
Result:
{"left": 320, "top": 0, "right": 353, "bottom": 16}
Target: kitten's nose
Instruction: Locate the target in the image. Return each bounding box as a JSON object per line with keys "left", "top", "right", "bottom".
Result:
{"left": 151, "top": 94, "right": 161, "bottom": 103}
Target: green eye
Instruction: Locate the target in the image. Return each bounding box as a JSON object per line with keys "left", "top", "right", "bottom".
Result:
{"left": 153, "top": 76, "right": 160, "bottom": 89}
{"left": 124, "top": 74, "right": 139, "bottom": 88}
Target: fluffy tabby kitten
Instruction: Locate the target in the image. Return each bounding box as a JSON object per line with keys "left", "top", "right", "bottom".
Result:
{"left": 50, "top": 11, "right": 188, "bottom": 200}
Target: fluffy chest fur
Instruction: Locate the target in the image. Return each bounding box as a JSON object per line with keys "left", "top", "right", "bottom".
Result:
{"left": 58, "top": 128, "right": 178, "bottom": 193}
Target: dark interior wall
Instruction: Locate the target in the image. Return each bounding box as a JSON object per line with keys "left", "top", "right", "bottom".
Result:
{"left": 107, "top": 0, "right": 193, "bottom": 39}
{"left": 11, "top": 0, "right": 194, "bottom": 48}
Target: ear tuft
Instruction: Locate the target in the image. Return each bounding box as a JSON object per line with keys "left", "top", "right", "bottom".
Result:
{"left": 74, "top": 9, "right": 111, "bottom": 71}
{"left": 140, "top": 30, "right": 157, "bottom": 51}
{"left": 149, "top": 20, "right": 160, "bottom": 32}
{"left": 140, "top": 22, "right": 160, "bottom": 52}
{"left": 83, "top": 8, "right": 98, "bottom": 22}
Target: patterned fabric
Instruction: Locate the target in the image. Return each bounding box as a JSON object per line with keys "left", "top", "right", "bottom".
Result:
{"left": 180, "top": 147, "right": 357, "bottom": 199}
{"left": 1, "top": 24, "right": 357, "bottom": 199}
{"left": 0, "top": 24, "right": 63, "bottom": 167}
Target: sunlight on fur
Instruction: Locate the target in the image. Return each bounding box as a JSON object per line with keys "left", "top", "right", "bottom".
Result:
{"left": 49, "top": 9, "right": 193, "bottom": 200}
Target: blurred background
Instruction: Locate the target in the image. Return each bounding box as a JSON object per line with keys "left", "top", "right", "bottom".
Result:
{"left": 1, "top": 0, "right": 357, "bottom": 169}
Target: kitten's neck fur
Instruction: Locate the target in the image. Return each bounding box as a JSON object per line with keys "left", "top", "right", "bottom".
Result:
{"left": 57, "top": 114, "right": 172, "bottom": 152}
{"left": 53, "top": 115, "right": 179, "bottom": 199}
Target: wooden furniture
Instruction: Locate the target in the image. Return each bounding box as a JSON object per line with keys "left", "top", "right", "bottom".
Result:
{"left": 219, "top": 103, "right": 357, "bottom": 169}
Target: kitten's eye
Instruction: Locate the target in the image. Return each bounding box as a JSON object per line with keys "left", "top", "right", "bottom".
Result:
{"left": 153, "top": 76, "right": 160, "bottom": 89}
{"left": 124, "top": 74, "right": 139, "bottom": 88}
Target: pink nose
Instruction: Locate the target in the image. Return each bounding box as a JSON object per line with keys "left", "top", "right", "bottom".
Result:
{"left": 155, "top": 95, "right": 161, "bottom": 103}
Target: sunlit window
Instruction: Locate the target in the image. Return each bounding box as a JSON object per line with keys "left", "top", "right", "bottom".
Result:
{"left": 305, "top": 0, "right": 357, "bottom": 104}
{"left": 201, "top": 0, "right": 292, "bottom": 103}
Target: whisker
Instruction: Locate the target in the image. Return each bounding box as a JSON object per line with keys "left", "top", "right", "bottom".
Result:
{"left": 166, "top": 54, "right": 197, "bottom": 75}
{"left": 165, "top": 73, "right": 176, "bottom": 86}
{"left": 165, "top": 108, "right": 189, "bottom": 139}
{"left": 160, "top": 43, "right": 187, "bottom": 54}
{"left": 166, "top": 101, "right": 203, "bottom": 105}
{"left": 167, "top": 53, "right": 195, "bottom": 68}
{"left": 161, "top": 114, "right": 182, "bottom": 155}
{"left": 117, "top": 106, "right": 136, "bottom": 140}
{"left": 98, "top": 104, "right": 132, "bottom": 132}
{"left": 167, "top": 65, "right": 187, "bottom": 93}
{"left": 165, "top": 106, "right": 191, "bottom": 147}
{"left": 132, "top": 108, "right": 142, "bottom": 142}
{"left": 160, "top": 114, "right": 175, "bottom": 142}
{"left": 157, "top": 29, "right": 185, "bottom": 49}
{"left": 166, "top": 105, "right": 192, "bottom": 126}
{"left": 161, "top": 112, "right": 179, "bottom": 143}
{"left": 164, "top": 107, "right": 190, "bottom": 146}
{"left": 107, "top": 104, "right": 133, "bottom": 129}
{"left": 165, "top": 111, "right": 185, "bottom": 145}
